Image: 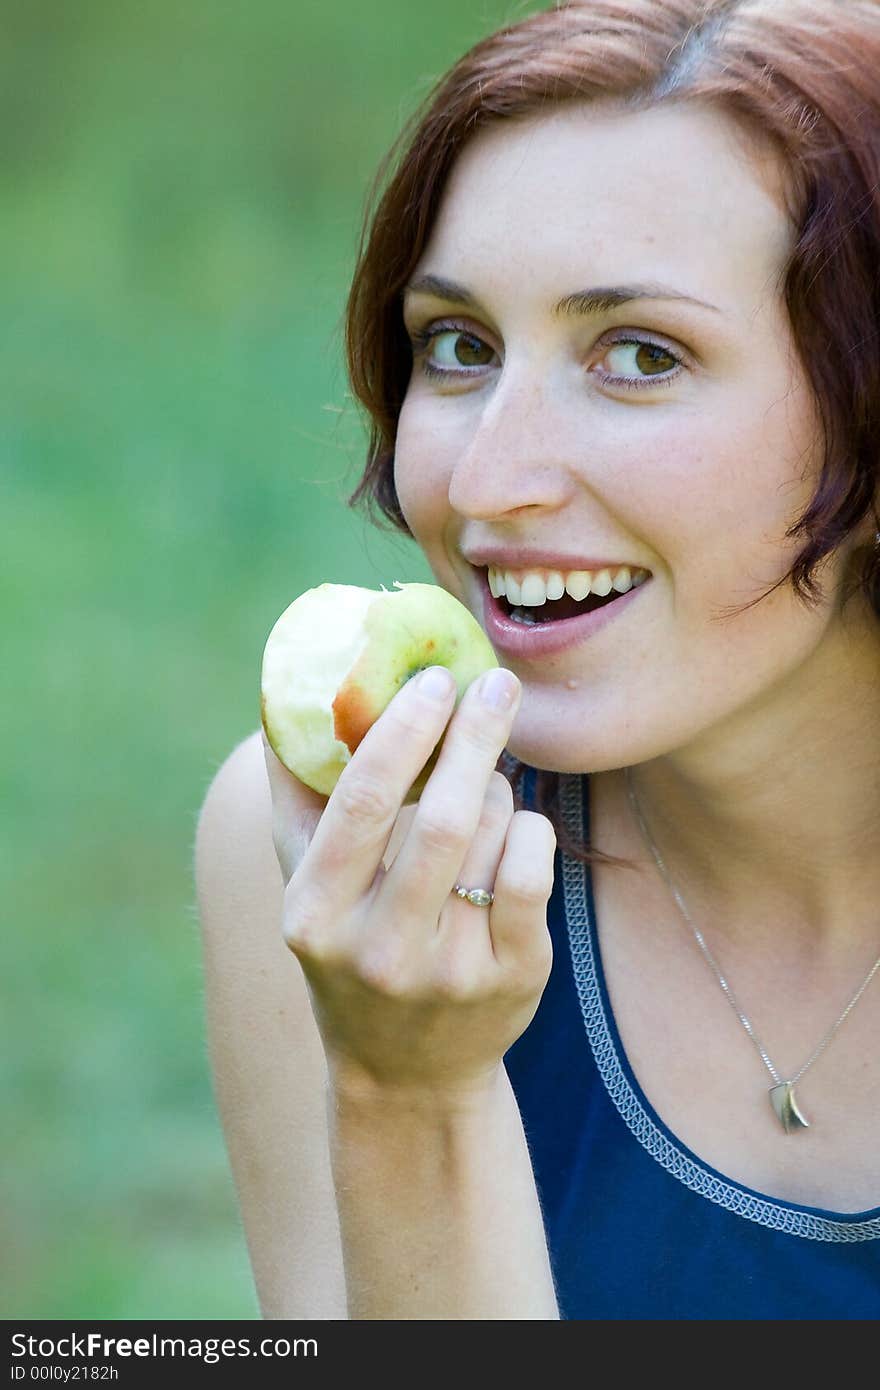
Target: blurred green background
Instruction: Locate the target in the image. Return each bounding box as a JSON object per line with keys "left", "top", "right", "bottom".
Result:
{"left": 2, "top": 0, "right": 523, "bottom": 1318}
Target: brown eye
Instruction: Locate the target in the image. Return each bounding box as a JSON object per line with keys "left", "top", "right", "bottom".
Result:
{"left": 408, "top": 322, "right": 498, "bottom": 379}
{"left": 637, "top": 343, "right": 676, "bottom": 374}
{"left": 433, "top": 330, "right": 495, "bottom": 369}
{"left": 606, "top": 341, "right": 677, "bottom": 376}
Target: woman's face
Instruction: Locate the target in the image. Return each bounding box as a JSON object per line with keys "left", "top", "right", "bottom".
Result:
{"left": 394, "top": 101, "right": 874, "bottom": 775}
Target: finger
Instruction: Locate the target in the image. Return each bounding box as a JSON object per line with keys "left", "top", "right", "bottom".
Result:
{"left": 381, "top": 802, "right": 418, "bottom": 873}
{"left": 379, "top": 667, "right": 522, "bottom": 924}
{"left": 261, "top": 730, "right": 328, "bottom": 884}
{"left": 443, "top": 770, "right": 514, "bottom": 928}
{"left": 293, "top": 666, "right": 458, "bottom": 915}
{"left": 490, "top": 809, "right": 557, "bottom": 971}
{"left": 355, "top": 770, "right": 514, "bottom": 991}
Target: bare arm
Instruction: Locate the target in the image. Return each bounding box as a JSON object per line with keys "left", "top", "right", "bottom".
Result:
{"left": 194, "top": 731, "right": 347, "bottom": 1319}
{"left": 328, "top": 1065, "right": 559, "bottom": 1319}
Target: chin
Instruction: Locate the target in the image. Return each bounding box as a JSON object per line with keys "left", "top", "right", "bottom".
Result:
{"left": 503, "top": 725, "right": 604, "bottom": 777}
{"left": 506, "top": 687, "right": 680, "bottom": 775}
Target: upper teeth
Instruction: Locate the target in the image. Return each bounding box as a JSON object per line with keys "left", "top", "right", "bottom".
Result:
{"left": 488, "top": 564, "right": 649, "bottom": 605}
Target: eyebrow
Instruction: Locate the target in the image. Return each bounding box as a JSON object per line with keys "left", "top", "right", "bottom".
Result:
{"left": 402, "top": 273, "right": 721, "bottom": 317}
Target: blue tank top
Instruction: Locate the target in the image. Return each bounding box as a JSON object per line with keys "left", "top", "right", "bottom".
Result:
{"left": 503, "top": 765, "right": 880, "bottom": 1319}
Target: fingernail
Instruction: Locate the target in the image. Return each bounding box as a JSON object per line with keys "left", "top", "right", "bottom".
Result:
{"left": 479, "top": 667, "right": 520, "bottom": 710}
{"left": 418, "top": 665, "right": 455, "bottom": 700}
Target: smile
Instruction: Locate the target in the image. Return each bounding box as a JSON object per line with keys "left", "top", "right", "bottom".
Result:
{"left": 489, "top": 563, "right": 650, "bottom": 623}
{"left": 480, "top": 565, "right": 652, "bottom": 658}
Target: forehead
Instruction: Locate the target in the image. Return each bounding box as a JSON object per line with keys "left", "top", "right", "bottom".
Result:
{"left": 415, "top": 102, "right": 793, "bottom": 321}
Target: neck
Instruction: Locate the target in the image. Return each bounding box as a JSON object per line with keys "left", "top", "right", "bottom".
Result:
{"left": 627, "top": 596, "right": 880, "bottom": 953}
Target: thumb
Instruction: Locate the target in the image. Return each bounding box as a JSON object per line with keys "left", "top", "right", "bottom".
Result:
{"left": 261, "top": 728, "right": 327, "bottom": 883}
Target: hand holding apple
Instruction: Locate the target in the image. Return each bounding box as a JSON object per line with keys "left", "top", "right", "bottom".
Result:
{"left": 261, "top": 622, "right": 556, "bottom": 1100}
{"left": 260, "top": 580, "right": 500, "bottom": 802}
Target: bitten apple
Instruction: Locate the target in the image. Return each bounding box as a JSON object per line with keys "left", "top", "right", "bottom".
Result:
{"left": 261, "top": 580, "right": 502, "bottom": 802}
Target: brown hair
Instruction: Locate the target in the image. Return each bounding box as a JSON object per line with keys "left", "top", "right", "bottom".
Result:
{"left": 342, "top": 0, "right": 880, "bottom": 867}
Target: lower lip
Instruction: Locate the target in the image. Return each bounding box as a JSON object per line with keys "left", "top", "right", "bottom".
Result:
{"left": 481, "top": 574, "right": 650, "bottom": 659}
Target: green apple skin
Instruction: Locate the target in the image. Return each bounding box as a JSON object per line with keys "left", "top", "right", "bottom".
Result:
{"left": 261, "top": 581, "right": 501, "bottom": 802}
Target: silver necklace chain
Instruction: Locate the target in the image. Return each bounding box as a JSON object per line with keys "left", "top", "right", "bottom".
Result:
{"left": 624, "top": 766, "right": 880, "bottom": 1090}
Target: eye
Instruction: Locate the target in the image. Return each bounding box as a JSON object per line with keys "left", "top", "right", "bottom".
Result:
{"left": 408, "top": 321, "right": 497, "bottom": 379}
{"left": 597, "top": 336, "right": 684, "bottom": 392}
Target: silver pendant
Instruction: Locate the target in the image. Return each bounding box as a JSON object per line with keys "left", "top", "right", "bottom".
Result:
{"left": 769, "top": 1081, "right": 810, "bottom": 1133}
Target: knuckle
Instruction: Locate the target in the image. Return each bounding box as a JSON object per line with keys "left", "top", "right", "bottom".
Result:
{"left": 432, "top": 956, "right": 483, "bottom": 1004}
{"left": 415, "top": 800, "right": 469, "bottom": 852}
{"left": 498, "top": 879, "right": 532, "bottom": 908}
{"left": 334, "top": 771, "right": 397, "bottom": 829}
{"left": 357, "top": 943, "right": 413, "bottom": 998}
{"left": 282, "top": 919, "right": 320, "bottom": 959}
{"left": 390, "top": 699, "right": 446, "bottom": 742}
{"left": 282, "top": 877, "right": 331, "bottom": 957}
{"left": 462, "top": 714, "right": 507, "bottom": 757}
{"left": 498, "top": 865, "right": 553, "bottom": 905}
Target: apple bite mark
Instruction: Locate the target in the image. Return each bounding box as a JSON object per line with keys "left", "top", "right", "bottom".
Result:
{"left": 260, "top": 580, "right": 499, "bottom": 800}
{"left": 331, "top": 676, "right": 378, "bottom": 755}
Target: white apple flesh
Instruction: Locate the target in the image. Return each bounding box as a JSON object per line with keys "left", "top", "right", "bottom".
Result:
{"left": 261, "top": 581, "right": 501, "bottom": 802}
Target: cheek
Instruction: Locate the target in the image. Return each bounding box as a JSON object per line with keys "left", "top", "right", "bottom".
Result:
{"left": 624, "top": 381, "right": 821, "bottom": 585}
{"left": 393, "top": 399, "right": 457, "bottom": 533}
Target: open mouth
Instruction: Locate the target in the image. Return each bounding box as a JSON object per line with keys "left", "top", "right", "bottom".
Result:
{"left": 481, "top": 564, "right": 651, "bottom": 654}
{"left": 499, "top": 588, "right": 623, "bottom": 623}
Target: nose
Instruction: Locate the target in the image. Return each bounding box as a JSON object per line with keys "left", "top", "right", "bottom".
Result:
{"left": 446, "top": 365, "right": 576, "bottom": 520}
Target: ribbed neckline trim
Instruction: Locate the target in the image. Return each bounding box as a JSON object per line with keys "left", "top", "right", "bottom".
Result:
{"left": 558, "top": 769, "right": 880, "bottom": 1242}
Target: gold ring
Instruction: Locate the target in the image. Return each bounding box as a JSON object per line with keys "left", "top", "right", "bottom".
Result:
{"left": 452, "top": 883, "right": 494, "bottom": 908}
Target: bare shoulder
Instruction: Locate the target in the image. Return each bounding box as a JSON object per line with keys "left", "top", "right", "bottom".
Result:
{"left": 194, "top": 730, "right": 347, "bottom": 1319}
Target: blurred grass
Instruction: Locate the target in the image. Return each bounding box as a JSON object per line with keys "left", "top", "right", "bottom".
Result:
{"left": 1, "top": 0, "right": 523, "bottom": 1317}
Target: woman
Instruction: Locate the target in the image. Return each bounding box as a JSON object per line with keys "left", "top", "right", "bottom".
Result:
{"left": 195, "top": 0, "right": 880, "bottom": 1319}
